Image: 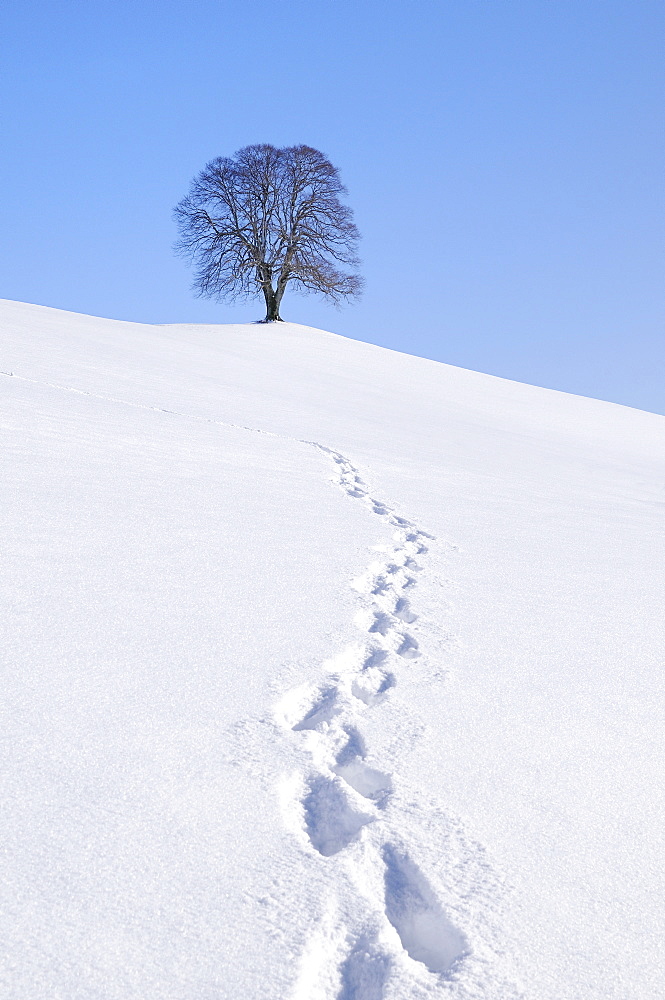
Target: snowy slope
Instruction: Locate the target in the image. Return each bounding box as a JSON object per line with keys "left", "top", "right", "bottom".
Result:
{"left": 2, "top": 299, "right": 664, "bottom": 1000}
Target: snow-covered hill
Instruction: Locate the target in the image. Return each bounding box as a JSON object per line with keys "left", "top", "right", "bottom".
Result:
{"left": 2, "top": 299, "right": 664, "bottom": 1000}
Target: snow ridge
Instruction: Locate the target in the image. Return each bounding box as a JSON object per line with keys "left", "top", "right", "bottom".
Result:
{"left": 276, "top": 448, "right": 523, "bottom": 999}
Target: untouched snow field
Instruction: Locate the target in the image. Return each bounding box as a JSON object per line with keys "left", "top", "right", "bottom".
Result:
{"left": 2, "top": 298, "right": 664, "bottom": 999}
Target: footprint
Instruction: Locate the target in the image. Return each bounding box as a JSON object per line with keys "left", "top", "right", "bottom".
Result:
{"left": 335, "top": 759, "right": 393, "bottom": 802}
{"left": 397, "top": 635, "right": 420, "bottom": 659}
{"left": 368, "top": 612, "right": 394, "bottom": 637}
{"left": 371, "top": 502, "right": 391, "bottom": 516}
{"left": 384, "top": 563, "right": 419, "bottom": 587}
{"left": 293, "top": 687, "right": 342, "bottom": 731}
{"left": 337, "top": 932, "right": 392, "bottom": 1000}
{"left": 406, "top": 529, "right": 435, "bottom": 542}
{"left": 404, "top": 534, "right": 429, "bottom": 555}
{"left": 302, "top": 776, "right": 375, "bottom": 856}
{"left": 334, "top": 727, "right": 393, "bottom": 802}
{"left": 362, "top": 648, "right": 389, "bottom": 671}
{"left": 382, "top": 845, "right": 468, "bottom": 975}
{"left": 352, "top": 668, "right": 395, "bottom": 706}
{"left": 335, "top": 725, "right": 367, "bottom": 765}
{"left": 394, "top": 598, "right": 417, "bottom": 623}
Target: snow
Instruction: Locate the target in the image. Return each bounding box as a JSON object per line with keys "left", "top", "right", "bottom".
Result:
{"left": 1, "top": 298, "right": 664, "bottom": 999}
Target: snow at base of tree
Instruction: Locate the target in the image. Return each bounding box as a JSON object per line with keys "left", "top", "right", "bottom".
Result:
{"left": 2, "top": 298, "right": 664, "bottom": 999}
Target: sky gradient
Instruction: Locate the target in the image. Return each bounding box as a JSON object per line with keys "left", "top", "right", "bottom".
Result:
{"left": 1, "top": 0, "right": 663, "bottom": 413}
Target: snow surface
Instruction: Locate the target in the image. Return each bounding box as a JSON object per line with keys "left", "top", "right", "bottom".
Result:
{"left": 2, "top": 298, "right": 664, "bottom": 999}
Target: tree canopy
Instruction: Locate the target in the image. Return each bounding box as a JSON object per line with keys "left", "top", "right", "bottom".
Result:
{"left": 174, "top": 144, "right": 363, "bottom": 321}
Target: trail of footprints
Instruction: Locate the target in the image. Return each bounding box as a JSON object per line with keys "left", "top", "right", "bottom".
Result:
{"left": 277, "top": 448, "right": 470, "bottom": 996}
{"left": 5, "top": 371, "right": 513, "bottom": 995}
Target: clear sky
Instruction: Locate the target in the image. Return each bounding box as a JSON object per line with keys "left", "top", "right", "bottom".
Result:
{"left": 1, "top": 1, "right": 663, "bottom": 413}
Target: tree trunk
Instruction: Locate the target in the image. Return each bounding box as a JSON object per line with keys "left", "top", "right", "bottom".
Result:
{"left": 262, "top": 283, "right": 283, "bottom": 322}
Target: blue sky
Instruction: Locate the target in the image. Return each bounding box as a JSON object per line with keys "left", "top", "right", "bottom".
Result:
{"left": 1, "top": 1, "right": 663, "bottom": 413}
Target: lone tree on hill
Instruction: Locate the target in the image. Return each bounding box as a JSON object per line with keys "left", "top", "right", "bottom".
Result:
{"left": 174, "top": 144, "right": 363, "bottom": 322}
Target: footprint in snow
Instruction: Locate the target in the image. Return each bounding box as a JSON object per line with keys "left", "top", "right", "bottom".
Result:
{"left": 292, "top": 686, "right": 341, "bottom": 732}
{"left": 337, "top": 931, "right": 392, "bottom": 1000}
{"left": 351, "top": 668, "right": 395, "bottom": 706}
{"left": 382, "top": 844, "right": 468, "bottom": 976}
{"left": 393, "top": 597, "right": 417, "bottom": 623}
{"left": 302, "top": 775, "right": 375, "bottom": 857}
{"left": 397, "top": 635, "right": 420, "bottom": 659}
{"left": 334, "top": 726, "right": 393, "bottom": 804}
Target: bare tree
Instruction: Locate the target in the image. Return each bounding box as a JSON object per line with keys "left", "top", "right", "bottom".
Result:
{"left": 173, "top": 144, "right": 363, "bottom": 322}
